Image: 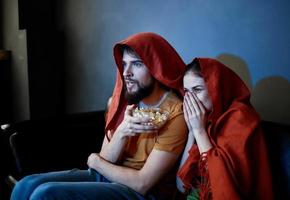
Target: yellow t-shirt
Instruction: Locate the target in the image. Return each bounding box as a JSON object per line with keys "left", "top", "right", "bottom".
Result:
{"left": 121, "top": 91, "right": 188, "bottom": 170}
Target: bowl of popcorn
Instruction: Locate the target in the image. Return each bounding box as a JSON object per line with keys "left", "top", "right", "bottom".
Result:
{"left": 132, "top": 107, "right": 169, "bottom": 128}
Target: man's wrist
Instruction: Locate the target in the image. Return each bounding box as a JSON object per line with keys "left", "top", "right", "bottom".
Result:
{"left": 115, "top": 130, "right": 128, "bottom": 140}
{"left": 114, "top": 127, "right": 128, "bottom": 140}
{"left": 93, "top": 153, "right": 103, "bottom": 170}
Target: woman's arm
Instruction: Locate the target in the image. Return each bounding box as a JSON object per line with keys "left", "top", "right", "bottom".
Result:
{"left": 177, "top": 92, "right": 213, "bottom": 192}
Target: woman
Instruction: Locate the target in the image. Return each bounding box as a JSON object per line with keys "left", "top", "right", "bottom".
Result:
{"left": 177, "top": 58, "right": 273, "bottom": 200}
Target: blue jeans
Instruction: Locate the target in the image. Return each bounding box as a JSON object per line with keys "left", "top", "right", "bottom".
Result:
{"left": 10, "top": 168, "right": 154, "bottom": 200}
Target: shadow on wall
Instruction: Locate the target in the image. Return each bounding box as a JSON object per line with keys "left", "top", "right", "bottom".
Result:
{"left": 216, "top": 53, "right": 253, "bottom": 91}
{"left": 251, "top": 76, "right": 290, "bottom": 125}
{"left": 216, "top": 53, "right": 290, "bottom": 125}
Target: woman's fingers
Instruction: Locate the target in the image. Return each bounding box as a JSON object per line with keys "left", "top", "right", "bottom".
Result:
{"left": 187, "top": 92, "right": 206, "bottom": 115}
{"left": 183, "top": 102, "right": 193, "bottom": 130}
{"left": 191, "top": 92, "right": 206, "bottom": 113}
{"left": 184, "top": 95, "right": 195, "bottom": 115}
{"left": 187, "top": 92, "right": 200, "bottom": 113}
{"left": 184, "top": 100, "right": 192, "bottom": 122}
{"left": 186, "top": 92, "right": 200, "bottom": 115}
{"left": 183, "top": 92, "right": 208, "bottom": 132}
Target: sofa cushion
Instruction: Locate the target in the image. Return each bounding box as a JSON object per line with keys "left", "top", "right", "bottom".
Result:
{"left": 262, "top": 121, "right": 290, "bottom": 199}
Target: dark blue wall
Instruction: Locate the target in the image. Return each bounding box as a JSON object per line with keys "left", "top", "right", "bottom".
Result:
{"left": 59, "top": 0, "right": 290, "bottom": 124}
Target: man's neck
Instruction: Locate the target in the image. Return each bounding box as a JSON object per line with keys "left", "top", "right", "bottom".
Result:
{"left": 141, "top": 83, "right": 168, "bottom": 106}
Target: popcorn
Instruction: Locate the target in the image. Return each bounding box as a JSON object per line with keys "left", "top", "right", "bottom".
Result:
{"left": 132, "top": 108, "right": 169, "bottom": 127}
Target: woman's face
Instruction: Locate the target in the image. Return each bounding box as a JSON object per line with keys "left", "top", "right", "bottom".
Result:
{"left": 183, "top": 71, "right": 213, "bottom": 112}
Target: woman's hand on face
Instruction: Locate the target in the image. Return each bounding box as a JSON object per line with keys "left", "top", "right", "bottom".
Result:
{"left": 115, "top": 105, "right": 158, "bottom": 138}
{"left": 183, "top": 92, "right": 207, "bottom": 133}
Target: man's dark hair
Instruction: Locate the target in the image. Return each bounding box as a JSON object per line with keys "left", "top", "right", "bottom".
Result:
{"left": 121, "top": 45, "right": 137, "bottom": 57}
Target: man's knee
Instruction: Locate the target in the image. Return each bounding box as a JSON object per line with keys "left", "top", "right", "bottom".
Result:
{"left": 11, "top": 174, "right": 45, "bottom": 200}
{"left": 29, "top": 183, "right": 64, "bottom": 200}
{"left": 18, "top": 174, "right": 39, "bottom": 185}
{"left": 13, "top": 174, "right": 40, "bottom": 194}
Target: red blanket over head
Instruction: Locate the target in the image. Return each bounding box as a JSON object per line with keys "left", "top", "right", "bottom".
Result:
{"left": 106, "top": 32, "right": 186, "bottom": 131}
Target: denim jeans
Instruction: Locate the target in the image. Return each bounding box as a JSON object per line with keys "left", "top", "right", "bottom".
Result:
{"left": 10, "top": 168, "right": 152, "bottom": 200}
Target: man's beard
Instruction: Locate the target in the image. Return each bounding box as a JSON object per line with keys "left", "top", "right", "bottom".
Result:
{"left": 124, "top": 79, "right": 155, "bottom": 105}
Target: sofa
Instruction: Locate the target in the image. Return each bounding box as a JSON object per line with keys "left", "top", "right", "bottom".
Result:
{"left": 2, "top": 110, "right": 290, "bottom": 199}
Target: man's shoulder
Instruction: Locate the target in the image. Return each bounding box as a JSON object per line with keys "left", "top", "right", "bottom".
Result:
{"left": 162, "top": 91, "right": 183, "bottom": 107}
{"left": 161, "top": 91, "right": 183, "bottom": 117}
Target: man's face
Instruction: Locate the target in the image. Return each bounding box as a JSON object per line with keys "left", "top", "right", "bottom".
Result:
{"left": 122, "top": 49, "right": 155, "bottom": 104}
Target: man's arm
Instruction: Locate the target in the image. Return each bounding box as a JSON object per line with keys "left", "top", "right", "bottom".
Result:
{"left": 99, "top": 96, "right": 127, "bottom": 163}
{"left": 99, "top": 130, "right": 128, "bottom": 163}
{"left": 88, "top": 149, "right": 179, "bottom": 195}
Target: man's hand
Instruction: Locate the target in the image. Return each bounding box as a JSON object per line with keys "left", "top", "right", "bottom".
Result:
{"left": 87, "top": 153, "right": 101, "bottom": 170}
{"left": 115, "top": 105, "right": 158, "bottom": 138}
{"left": 99, "top": 105, "right": 158, "bottom": 163}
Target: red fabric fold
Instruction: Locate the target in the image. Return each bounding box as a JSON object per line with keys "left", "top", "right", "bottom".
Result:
{"left": 177, "top": 145, "right": 200, "bottom": 191}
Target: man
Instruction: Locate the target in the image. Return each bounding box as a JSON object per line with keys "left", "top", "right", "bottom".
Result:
{"left": 11, "top": 32, "right": 188, "bottom": 200}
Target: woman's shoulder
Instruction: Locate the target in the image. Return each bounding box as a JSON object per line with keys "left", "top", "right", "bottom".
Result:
{"left": 214, "top": 102, "right": 261, "bottom": 136}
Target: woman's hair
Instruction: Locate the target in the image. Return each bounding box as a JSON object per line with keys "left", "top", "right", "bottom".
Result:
{"left": 185, "top": 59, "right": 202, "bottom": 77}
